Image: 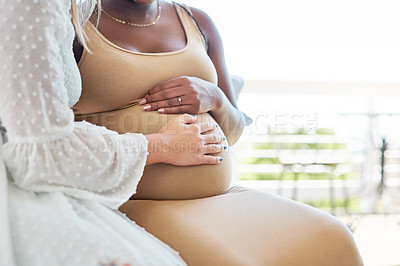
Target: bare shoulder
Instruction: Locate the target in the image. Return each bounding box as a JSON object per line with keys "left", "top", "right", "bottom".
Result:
{"left": 188, "top": 6, "right": 217, "bottom": 33}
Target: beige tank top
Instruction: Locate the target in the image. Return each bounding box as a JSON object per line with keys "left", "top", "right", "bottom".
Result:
{"left": 74, "top": 3, "right": 232, "bottom": 200}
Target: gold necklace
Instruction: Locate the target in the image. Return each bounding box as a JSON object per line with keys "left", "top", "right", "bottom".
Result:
{"left": 102, "top": 0, "right": 161, "bottom": 27}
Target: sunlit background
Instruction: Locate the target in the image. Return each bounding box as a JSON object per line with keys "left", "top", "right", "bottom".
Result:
{"left": 184, "top": 1, "right": 400, "bottom": 265}
{"left": 186, "top": 0, "right": 400, "bottom": 83}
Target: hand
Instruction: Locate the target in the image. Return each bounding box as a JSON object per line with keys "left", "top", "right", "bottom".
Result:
{"left": 146, "top": 114, "right": 225, "bottom": 166}
{"left": 139, "top": 76, "right": 218, "bottom": 115}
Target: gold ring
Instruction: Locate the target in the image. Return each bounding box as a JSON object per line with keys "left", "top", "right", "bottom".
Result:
{"left": 177, "top": 96, "right": 182, "bottom": 105}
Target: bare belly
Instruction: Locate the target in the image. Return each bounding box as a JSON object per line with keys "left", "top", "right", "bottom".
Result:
{"left": 75, "top": 105, "right": 232, "bottom": 200}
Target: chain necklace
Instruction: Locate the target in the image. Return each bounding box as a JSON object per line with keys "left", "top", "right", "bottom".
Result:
{"left": 102, "top": 0, "right": 161, "bottom": 27}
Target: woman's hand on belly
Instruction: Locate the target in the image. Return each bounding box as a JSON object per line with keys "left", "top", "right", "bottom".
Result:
{"left": 133, "top": 112, "right": 232, "bottom": 200}
{"left": 139, "top": 76, "right": 218, "bottom": 115}
{"left": 145, "top": 114, "right": 225, "bottom": 166}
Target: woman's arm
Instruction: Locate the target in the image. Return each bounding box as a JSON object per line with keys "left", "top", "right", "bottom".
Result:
{"left": 0, "top": 0, "right": 149, "bottom": 209}
{"left": 0, "top": 1, "right": 222, "bottom": 209}
{"left": 191, "top": 7, "right": 247, "bottom": 145}
{"left": 141, "top": 6, "right": 247, "bottom": 145}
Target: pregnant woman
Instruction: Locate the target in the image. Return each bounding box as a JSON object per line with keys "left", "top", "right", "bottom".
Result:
{"left": 73, "top": 0, "right": 244, "bottom": 200}
{"left": 73, "top": 0, "right": 363, "bottom": 265}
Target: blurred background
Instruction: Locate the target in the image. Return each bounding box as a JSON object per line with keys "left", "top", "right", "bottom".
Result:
{"left": 185, "top": 0, "right": 400, "bottom": 265}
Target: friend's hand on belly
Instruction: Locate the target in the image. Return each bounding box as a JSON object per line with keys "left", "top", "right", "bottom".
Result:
{"left": 150, "top": 114, "right": 226, "bottom": 166}
{"left": 75, "top": 106, "right": 232, "bottom": 200}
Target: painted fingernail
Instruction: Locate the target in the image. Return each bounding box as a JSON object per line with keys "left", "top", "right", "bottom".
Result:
{"left": 143, "top": 105, "right": 151, "bottom": 110}
{"left": 223, "top": 136, "right": 226, "bottom": 141}
{"left": 223, "top": 145, "right": 227, "bottom": 150}
{"left": 219, "top": 157, "right": 224, "bottom": 162}
{"left": 215, "top": 124, "right": 218, "bottom": 128}
{"left": 158, "top": 108, "right": 165, "bottom": 113}
{"left": 139, "top": 99, "right": 146, "bottom": 105}
{"left": 191, "top": 114, "right": 197, "bottom": 118}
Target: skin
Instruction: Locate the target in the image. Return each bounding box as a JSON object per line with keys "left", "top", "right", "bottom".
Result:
{"left": 145, "top": 114, "right": 224, "bottom": 165}
{"left": 73, "top": 0, "right": 245, "bottom": 145}
{"left": 75, "top": 1, "right": 226, "bottom": 167}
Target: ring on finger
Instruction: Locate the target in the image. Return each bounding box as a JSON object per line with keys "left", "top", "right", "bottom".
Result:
{"left": 177, "top": 96, "right": 182, "bottom": 105}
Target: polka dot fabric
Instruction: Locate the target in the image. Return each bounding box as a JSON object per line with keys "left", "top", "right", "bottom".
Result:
{"left": 0, "top": 0, "right": 147, "bottom": 213}
{"left": 0, "top": 0, "right": 186, "bottom": 265}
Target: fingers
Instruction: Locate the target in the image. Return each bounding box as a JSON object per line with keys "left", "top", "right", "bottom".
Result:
{"left": 143, "top": 77, "right": 189, "bottom": 100}
{"left": 142, "top": 87, "right": 184, "bottom": 106}
{"left": 203, "top": 144, "right": 226, "bottom": 154}
{"left": 199, "top": 155, "right": 223, "bottom": 165}
{"left": 157, "top": 106, "right": 194, "bottom": 114}
{"left": 177, "top": 114, "right": 197, "bottom": 124}
{"left": 143, "top": 95, "right": 187, "bottom": 111}
{"left": 196, "top": 122, "right": 217, "bottom": 134}
{"left": 202, "top": 133, "right": 224, "bottom": 144}
{"left": 142, "top": 94, "right": 196, "bottom": 114}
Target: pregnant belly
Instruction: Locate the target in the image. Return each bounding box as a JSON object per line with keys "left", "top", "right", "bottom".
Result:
{"left": 75, "top": 105, "right": 232, "bottom": 200}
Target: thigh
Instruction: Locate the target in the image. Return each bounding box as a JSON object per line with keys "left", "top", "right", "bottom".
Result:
{"left": 120, "top": 187, "right": 363, "bottom": 266}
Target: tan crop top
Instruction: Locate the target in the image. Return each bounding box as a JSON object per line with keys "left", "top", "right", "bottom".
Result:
{"left": 73, "top": 4, "right": 217, "bottom": 115}
{"left": 73, "top": 3, "right": 232, "bottom": 200}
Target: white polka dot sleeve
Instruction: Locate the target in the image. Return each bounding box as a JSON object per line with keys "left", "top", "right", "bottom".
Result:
{"left": 0, "top": 1, "right": 148, "bottom": 209}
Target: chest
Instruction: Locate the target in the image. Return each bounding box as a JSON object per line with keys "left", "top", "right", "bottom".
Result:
{"left": 97, "top": 5, "right": 187, "bottom": 54}
{"left": 75, "top": 43, "right": 216, "bottom": 114}
{"left": 74, "top": 5, "right": 217, "bottom": 114}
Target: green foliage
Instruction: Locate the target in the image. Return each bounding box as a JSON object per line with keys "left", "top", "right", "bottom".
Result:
{"left": 239, "top": 127, "right": 355, "bottom": 180}
{"left": 316, "top": 128, "right": 336, "bottom": 135}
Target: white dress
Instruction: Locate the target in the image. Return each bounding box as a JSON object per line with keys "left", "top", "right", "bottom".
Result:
{"left": 0, "top": 0, "right": 186, "bottom": 265}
